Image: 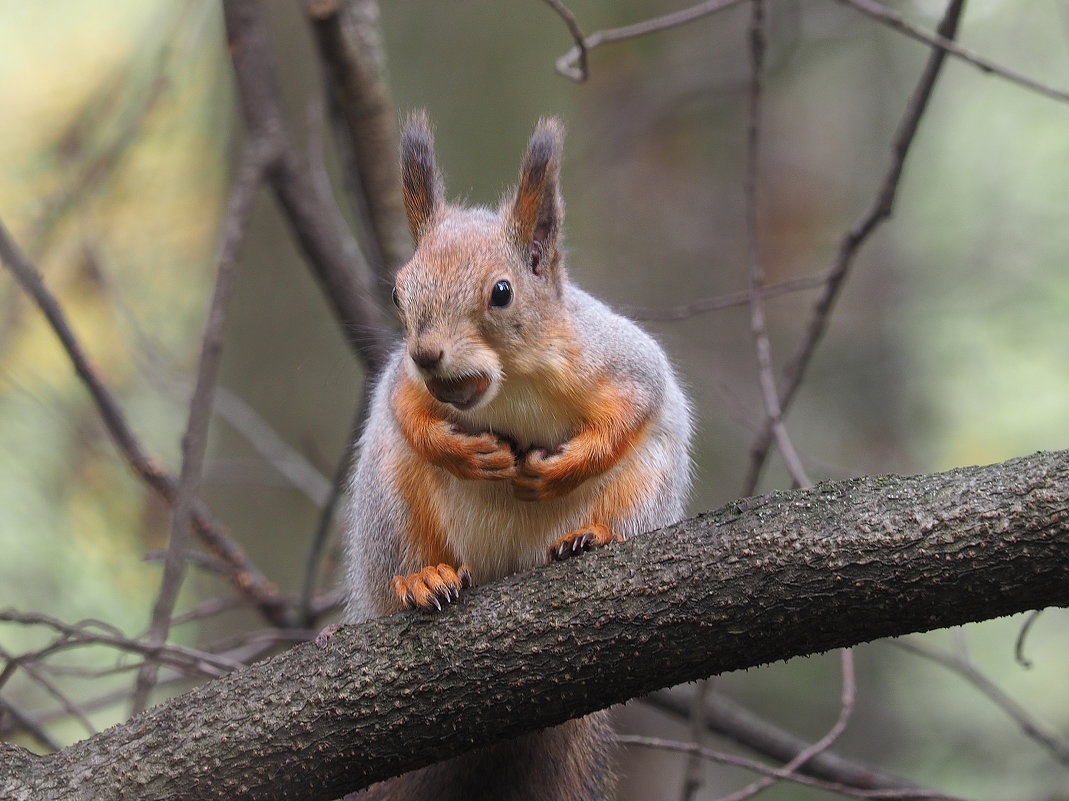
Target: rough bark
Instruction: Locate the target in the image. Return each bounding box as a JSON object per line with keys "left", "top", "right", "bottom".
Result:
{"left": 3, "top": 450, "right": 1068, "bottom": 801}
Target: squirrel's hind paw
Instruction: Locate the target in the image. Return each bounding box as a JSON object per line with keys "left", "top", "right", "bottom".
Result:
{"left": 547, "top": 524, "right": 622, "bottom": 562}
{"left": 392, "top": 564, "right": 474, "bottom": 611}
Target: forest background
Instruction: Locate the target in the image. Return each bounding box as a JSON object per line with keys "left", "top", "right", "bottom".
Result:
{"left": 1, "top": 2, "right": 1068, "bottom": 799}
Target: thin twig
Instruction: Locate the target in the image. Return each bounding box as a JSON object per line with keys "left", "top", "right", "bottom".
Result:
{"left": 131, "top": 141, "right": 270, "bottom": 713}
{"left": 1013, "top": 609, "right": 1043, "bottom": 669}
{"left": 0, "top": 647, "right": 96, "bottom": 738}
{"left": 0, "top": 611, "right": 245, "bottom": 675}
{"left": 834, "top": 0, "right": 1069, "bottom": 104}
{"left": 618, "top": 734, "right": 967, "bottom": 800}
{"left": 715, "top": 649, "right": 856, "bottom": 801}
{"left": 299, "top": 399, "right": 364, "bottom": 625}
{"left": 889, "top": 637, "right": 1069, "bottom": 766}
{"left": 645, "top": 689, "right": 919, "bottom": 792}
{"left": 0, "top": 672, "right": 196, "bottom": 742}
{"left": 742, "top": 0, "right": 967, "bottom": 495}
{"left": 681, "top": 678, "right": 714, "bottom": 801}
{"left": 620, "top": 272, "right": 829, "bottom": 321}
{"left": 0, "top": 219, "right": 290, "bottom": 626}
{"left": 143, "top": 548, "right": 232, "bottom": 576}
{"left": 541, "top": 0, "right": 588, "bottom": 81}
{"left": 213, "top": 386, "right": 332, "bottom": 508}
{"left": 554, "top": 0, "right": 749, "bottom": 81}
{"left": 0, "top": 700, "right": 63, "bottom": 753}
{"left": 742, "top": 0, "right": 811, "bottom": 490}
{"left": 82, "top": 255, "right": 332, "bottom": 512}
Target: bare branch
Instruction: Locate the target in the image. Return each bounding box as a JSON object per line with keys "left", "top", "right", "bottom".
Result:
{"left": 553, "top": 0, "right": 749, "bottom": 81}
{"left": 715, "top": 649, "right": 856, "bottom": 801}
{"left": 298, "top": 403, "right": 363, "bottom": 625}
{"left": 742, "top": 0, "right": 966, "bottom": 494}
{"left": 223, "top": 0, "right": 394, "bottom": 371}
{"left": 0, "top": 611, "right": 245, "bottom": 676}
{"left": 743, "top": 0, "right": 811, "bottom": 489}
{"left": 0, "top": 702, "right": 62, "bottom": 754}
{"left": 680, "top": 678, "right": 714, "bottom": 801}
{"left": 889, "top": 636, "right": 1069, "bottom": 766}
{"left": 0, "top": 219, "right": 290, "bottom": 627}
{"left": 132, "top": 141, "right": 271, "bottom": 713}
{"left": 645, "top": 689, "right": 919, "bottom": 792}
{"left": 835, "top": 0, "right": 1069, "bottom": 104}
{"left": 619, "top": 735, "right": 964, "bottom": 800}
{"left": 304, "top": 0, "right": 412, "bottom": 287}
{"left": 0, "top": 647, "right": 96, "bottom": 739}
{"left": 620, "top": 273, "right": 829, "bottom": 322}
{"left": 212, "top": 386, "right": 332, "bottom": 507}
{"left": 541, "top": 0, "right": 588, "bottom": 81}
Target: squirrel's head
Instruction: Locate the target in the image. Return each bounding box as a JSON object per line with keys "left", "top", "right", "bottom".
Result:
{"left": 392, "top": 112, "right": 571, "bottom": 412}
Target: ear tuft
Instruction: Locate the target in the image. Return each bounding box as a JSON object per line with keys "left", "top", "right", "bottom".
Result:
{"left": 400, "top": 110, "right": 445, "bottom": 244}
{"left": 511, "top": 118, "right": 564, "bottom": 269}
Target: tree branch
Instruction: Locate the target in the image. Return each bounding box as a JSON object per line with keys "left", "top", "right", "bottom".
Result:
{"left": 133, "top": 141, "right": 269, "bottom": 714}
{"left": 743, "top": 0, "right": 811, "bottom": 489}
{"left": 834, "top": 0, "right": 1069, "bottom": 104}
{"left": 0, "top": 218, "right": 290, "bottom": 627}
{"left": 742, "top": 0, "right": 966, "bottom": 494}
{"left": 223, "top": 0, "right": 394, "bottom": 372}
{"left": 3, "top": 449, "right": 1067, "bottom": 801}
{"left": 304, "top": 0, "right": 411, "bottom": 288}
{"left": 552, "top": 0, "right": 749, "bottom": 81}
{"left": 645, "top": 689, "right": 919, "bottom": 792}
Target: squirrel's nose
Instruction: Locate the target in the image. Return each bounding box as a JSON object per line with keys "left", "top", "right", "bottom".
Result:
{"left": 411, "top": 347, "right": 444, "bottom": 371}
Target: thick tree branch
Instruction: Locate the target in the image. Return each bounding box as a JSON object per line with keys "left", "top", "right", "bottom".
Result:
{"left": 3, "top": 450, "right": 1068, "bottom": 801}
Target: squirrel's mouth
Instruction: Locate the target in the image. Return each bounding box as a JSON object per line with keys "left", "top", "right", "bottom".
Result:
{"left": 425, "top": 374, "right": 491, "bottom": 410}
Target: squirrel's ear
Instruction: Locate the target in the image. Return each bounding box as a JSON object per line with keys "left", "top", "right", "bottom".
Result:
{"left": 400, "top": 110, "right": 445, "bottom": 245}
{"left": 511, "top": 118, "right": 564, "bottom": 275}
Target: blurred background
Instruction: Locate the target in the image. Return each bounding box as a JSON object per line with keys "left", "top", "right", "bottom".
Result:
{"left": 1, "top": 1, "right": 1068, "bottom": 799}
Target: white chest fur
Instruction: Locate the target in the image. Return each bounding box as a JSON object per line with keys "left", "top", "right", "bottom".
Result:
{"left": 458, "top": 373, "right": 576, "bottom": 451}
{"left": 443, "top": 372, "right": 596, "bottom": 580}
{"left": 439, "top": 475, "right": 601, "bottom": 582}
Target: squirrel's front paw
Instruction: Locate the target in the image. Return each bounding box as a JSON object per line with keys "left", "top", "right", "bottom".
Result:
{"left": 438, "top": 425, "right": 517, "bottom": 481}
{"left": 392, "top": 564, "right": 474, "bottom": 611}
{"left": 513, "top": 447, "right": 576, "bottom": 501}
{"left": 547, "top": 524, "right": 622, "bottom": 562}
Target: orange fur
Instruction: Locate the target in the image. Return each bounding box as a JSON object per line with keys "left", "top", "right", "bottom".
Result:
{"left": 391, "top": 447, "right": 454, "bottom": 567}
{"left": 393, "top": 374, "right": 516, "bottom": 482}
{"left": 393, "top": 564, "right": 472, "bottom": 611}
{"left": 512, "top": 186, "right": 544, "bottom": 245}
{"left": 590, "top": 446, "right": 654, "bottom": 525}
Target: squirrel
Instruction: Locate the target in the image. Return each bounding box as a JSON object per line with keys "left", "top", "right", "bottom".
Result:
{"left": 343, "top": 112, "right": 693, "bottom": 801}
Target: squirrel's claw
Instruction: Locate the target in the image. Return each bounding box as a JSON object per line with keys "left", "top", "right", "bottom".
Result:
{"left": 547, "top": 523, "right": 622, "bottom": 562}
{"left": 392, "top": 563, "right": 474, "bottom": 611}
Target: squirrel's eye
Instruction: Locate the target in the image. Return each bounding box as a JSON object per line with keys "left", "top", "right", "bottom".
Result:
{"left": 391, "top": 286, "right": 401, "bottom": 309}
{"left": 489, "top": 280, "right": 513, "bottom": 308}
